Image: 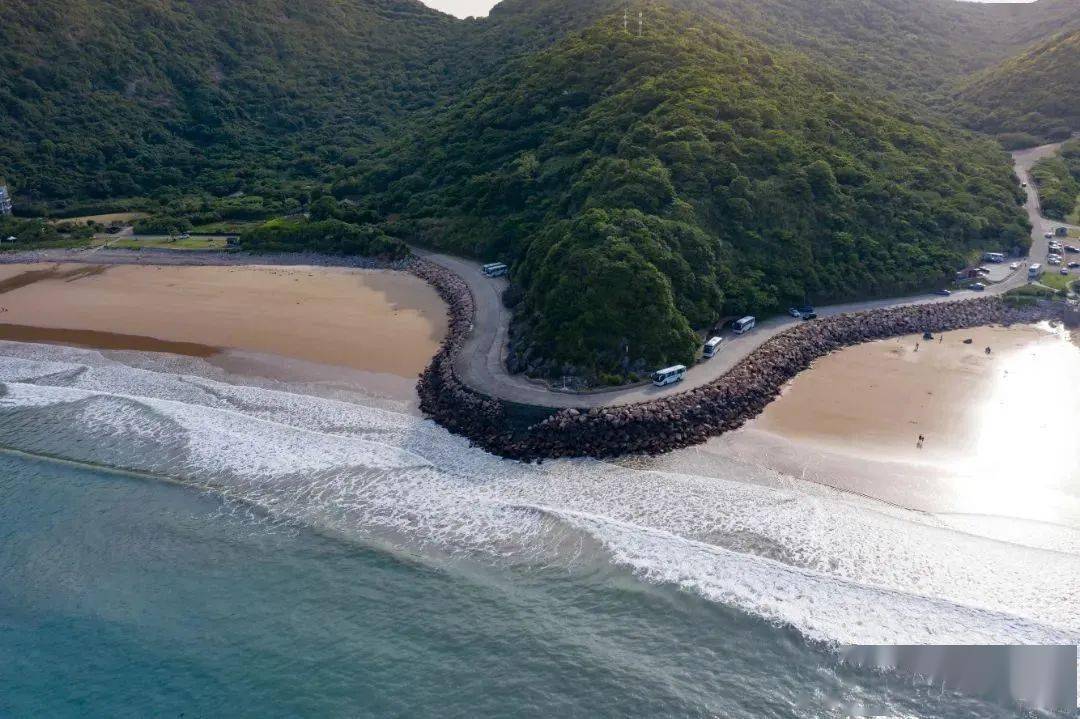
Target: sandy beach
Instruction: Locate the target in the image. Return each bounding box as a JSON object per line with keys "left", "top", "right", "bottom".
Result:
{"left": 703, "top": 323, "right": 1080, "bottom": 524}
{"left": 0, "top": 263, "right": 447, "bottom": 381}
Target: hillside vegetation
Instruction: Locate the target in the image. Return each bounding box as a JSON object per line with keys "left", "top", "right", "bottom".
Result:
{"left": 1, "top": 0, "right": 1072, "bottom": 384}
{"left": 0, "top": 0, "right": 466, "bottom": 208}
{"left": 482, "top": 0, "right": 1077, "bottom": 96}
{"left": 1, "top": 0, "right": 1076, "bottom": 214}
{"left": 350, "top": 11, "right": 1028, "bottom": 379}
{"left": 954, "top": 29, "right": 1080, "bottom": 146}
{"left": 1031, "top": 141, "right": 1080, "bottom": 222}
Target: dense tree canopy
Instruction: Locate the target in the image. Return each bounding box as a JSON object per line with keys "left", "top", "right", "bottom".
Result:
{"left": 349, "top": 11, "right": 1030, "bottom": 378}
{"left": 1031, "top": 141, "right": 1080, "bottom": 222}
{"left": 0, "top": 0, "right": 468, "bottom": 207}
{"left": 953, "top": 29, "right": 1080, "bottom": 146}
{"left": 1, "top": 0, "right": 1074, "bottom": 381}
{"left": 240, "top": 218, "right": 408, "bottom": 258}
{"left": 0, "top": 0, "right": 1075, "bottom": 213}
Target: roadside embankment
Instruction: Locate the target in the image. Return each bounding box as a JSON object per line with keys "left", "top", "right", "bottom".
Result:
{"left": 411, "top": 255, "right": 1063, "bottom": 461}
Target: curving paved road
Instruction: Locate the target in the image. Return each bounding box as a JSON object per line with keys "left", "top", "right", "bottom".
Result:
{"left": 421, "top": 142, "right": 1071, "bottom": 409}
{"left": 1013, "top": 141, "right": 1079, "bottom": 257}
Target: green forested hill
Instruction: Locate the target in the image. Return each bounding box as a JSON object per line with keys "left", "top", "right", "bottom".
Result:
{"left": 480, "top": 0, "right": 1077, "bottom": 97}
{"left": 1031, "top": 140, "right": 1080, "bottom": 222}
{"left": 953, "top": 29, "right": 1080, "bottom": 146}
{"left": 2, "top": 0, "right": 1076, "bottom": 213}
{"left": 348, "top": 10, "right": 1029, "bottom": 379}
{"left": 0, "top": 0, "right": 467, "bottom": 205}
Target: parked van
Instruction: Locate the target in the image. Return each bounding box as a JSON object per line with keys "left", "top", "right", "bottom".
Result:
{"left": 481, "top": 262, "right": 508, "bottom": 278}
{"left": 652, "top": 365, "right": 687, "bottom": 387}
{"left": 1029, "top": 263, "right": 1043, "bottom": 279}
{"left": 702, "top": 336, "right": 723, "bottom": 358}
{"left": 732, "top": 316, "right": 756, "bottom": 334}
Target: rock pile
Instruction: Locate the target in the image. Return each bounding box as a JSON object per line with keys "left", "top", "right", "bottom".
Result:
{"left": 410, "top": 257, "right": 1062, "bottom": 461}
{"left": 408, "top": 257, "right": 511, "bottom": 444}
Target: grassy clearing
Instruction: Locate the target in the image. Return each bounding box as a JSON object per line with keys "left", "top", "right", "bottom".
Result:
{"left": 1031, "top": 272, "right": 1075, "bottom": 292}
{"left": 1004, "top": 284, "right": 1061, "bottom": 307}
{"left": 50, "top": 212, "right": 149, "bottom": 226}
{"left": 109, "top": 236, "right": 229, "bottom": 251}
{"left": 189, "top": 220, "right": 260, "bottom": 234}
{"left": 0, "top": 237, "right": 94, "bottom": 252}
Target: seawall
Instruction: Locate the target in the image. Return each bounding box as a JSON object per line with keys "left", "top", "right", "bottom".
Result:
{"left": 408, "top": 257, "right": 1062, "bottom": 461}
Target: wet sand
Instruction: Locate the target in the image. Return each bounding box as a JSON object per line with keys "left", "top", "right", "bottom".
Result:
{"left": 710, "top": 324, "right": 1080, "bottom": 524}
{"left": 0, "top": 263, "right": 447, "bottom": 380}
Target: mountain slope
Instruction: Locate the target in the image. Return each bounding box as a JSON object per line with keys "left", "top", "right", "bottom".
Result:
{"left": 953, "top": 29, "right": 1080, "bottom": 146}
{"left": 0, "top": 0, "right": 465, "bottom": 205}
{"left": 2, "top": 0, "right": 1075, "bottom": 212}
{"left": 351, "top": 10, "right": 1029, "bottom": 380}
{"left": 476, "top": 0, "right": 1079, "bottom": 97}
{"left": 1030, "top": 140, "right": 1080, "bottom": 222}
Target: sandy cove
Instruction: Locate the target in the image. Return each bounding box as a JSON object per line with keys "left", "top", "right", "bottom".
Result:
{"left": 1, "top": 249, "right": 1073, "bottom": 476}
{"left": 0, "top": 261, "right": 447, "bottom": 380}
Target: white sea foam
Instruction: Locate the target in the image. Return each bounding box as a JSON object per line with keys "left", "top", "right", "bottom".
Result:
{"left": 2, "top": 342, "right": 1079, "bottom": 647}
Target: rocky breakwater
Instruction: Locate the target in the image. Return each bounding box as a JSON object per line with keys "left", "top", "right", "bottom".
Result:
{"left": 410, "top": 271, "right": 1061, "bottom": 461}
{"left": 408, "top": 257, "right": 512, "bottom": 445}
{"left": 523, "top": 298, "right": 1060, "bottom": 460}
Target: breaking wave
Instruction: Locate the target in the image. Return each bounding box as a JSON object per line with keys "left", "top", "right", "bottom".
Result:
{"left": 2, "top": 340, "right": 1079, "bottom": 647}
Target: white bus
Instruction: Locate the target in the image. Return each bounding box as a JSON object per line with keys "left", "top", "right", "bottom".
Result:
{"left": 482, "top": 262, "right": 508, "bottom": 278}
{"left": 983, "top": 252, "right": 1006, "bottom": 263}
{"left": 732, "top": 316, "right": 756, "bottom": 334}
{"left": 1028, "top": 263, "right": 1043, "bottom": 279}
{"left": 652, "top": 364, "right": 687, "bottom": 386}
{"left": 702, "top": 336, "right": 723, "bottom": 358}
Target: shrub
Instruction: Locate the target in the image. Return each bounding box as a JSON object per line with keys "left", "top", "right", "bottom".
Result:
{"left": 240, "top": 219, "right": 408, "bottom": 259}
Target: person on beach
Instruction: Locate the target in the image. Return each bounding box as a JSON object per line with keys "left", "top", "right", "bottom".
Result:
{"left": 915, "top": 342, "right": 919, "bottom": 352}
{"left": 917, "top": 434, "right": 925, "bottom": 448}
{"left": 985, "top": 346, "right": 991, "bottom": 355}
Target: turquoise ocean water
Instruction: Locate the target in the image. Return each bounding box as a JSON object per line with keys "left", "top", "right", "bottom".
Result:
{"left": 1, "top": 341, "right": 1078, "bottom": 717}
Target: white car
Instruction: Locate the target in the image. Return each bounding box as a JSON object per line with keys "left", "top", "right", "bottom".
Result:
{"left": 1048, "top": 255, "right": 1062, "bottom": 265}
{"left": 1061, "top": 267, "right": 1070, "bottom": 275}
{"left": 1045, "top": 232, "right": 1054, "bottom": 239}
{"left": 1009, "top": 262, "right": 1020, "bottom": 270}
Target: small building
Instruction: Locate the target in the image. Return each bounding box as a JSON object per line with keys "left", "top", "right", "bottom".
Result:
{"left": 0, "top": 185, "right": 12, "bottom": 216}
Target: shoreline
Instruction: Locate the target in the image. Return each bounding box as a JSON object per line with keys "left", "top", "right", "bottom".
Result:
{"left": 0, "top": 257, "right": 447, "bottom": 387}
{"left": 3, "top": 247, "right": 1071, "bottom": 465}
{"left": 0, "top": 323, "right": 220, "bottom": 358}
{"left": 414, "top": 265, "right": 1065, "bottom": 460}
